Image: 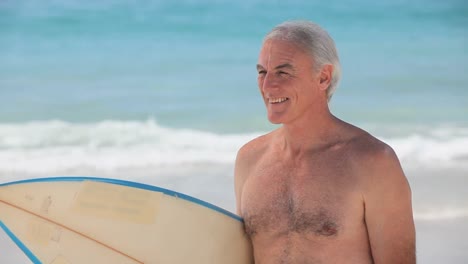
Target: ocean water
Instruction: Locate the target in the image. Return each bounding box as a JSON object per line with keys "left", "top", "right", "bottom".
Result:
{"left": 1, "top": 0, "right": 467, "bottom": 262}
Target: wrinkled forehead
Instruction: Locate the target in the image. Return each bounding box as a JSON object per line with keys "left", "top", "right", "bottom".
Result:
{"left": 258, "top": 39, "right": 312, "bottom": 68}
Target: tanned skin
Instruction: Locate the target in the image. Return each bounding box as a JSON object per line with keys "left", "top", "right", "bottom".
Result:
{"left": 234, "top": 39, "right": 416, "bottom": 264}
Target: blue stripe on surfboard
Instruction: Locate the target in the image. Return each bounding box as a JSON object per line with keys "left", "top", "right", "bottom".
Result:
{"left": 0, "top": 176, "right": 243, "bottom": 222}
{"left": 0, "top": 220, "right": 42, "bottom": 264}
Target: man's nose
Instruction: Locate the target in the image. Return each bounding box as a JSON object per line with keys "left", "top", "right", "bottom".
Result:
{"left": 261, "top": 73, "right": 279, "bottom": 92}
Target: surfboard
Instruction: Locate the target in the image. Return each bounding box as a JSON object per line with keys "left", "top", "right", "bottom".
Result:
{"left": 0, "top": 177, "right": 253, "bottom": 264}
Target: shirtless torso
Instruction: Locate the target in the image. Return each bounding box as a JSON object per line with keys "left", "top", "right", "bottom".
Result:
{"left": 236, "top": 125, "right": 385, "bottom": 263}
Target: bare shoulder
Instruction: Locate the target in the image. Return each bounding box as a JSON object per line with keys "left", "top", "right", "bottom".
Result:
{"left": 347, "top": 127, "right": 411, "bottom": 200}
{"left": 237, "top": 134, "right": 267, "bottom": 161}
{"left": 236, "top": 132, "right": 272, "bottom": 168}
{"left": 341, "top": 125, "right": 409, "bottom": 191}
{"left": 348, "top": 129, "right": 402, "bottom": 175}
{"left": 234, "top": 130, "right": 275, "bottom": 182}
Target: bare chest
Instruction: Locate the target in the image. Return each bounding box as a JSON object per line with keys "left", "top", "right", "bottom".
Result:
{"left": 241, "top": 155, "right": 361, "bottom": 239}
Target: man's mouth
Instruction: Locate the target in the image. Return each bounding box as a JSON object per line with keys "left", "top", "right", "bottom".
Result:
{"left": 269, "top": 97, "right": 289, "bottom": 104}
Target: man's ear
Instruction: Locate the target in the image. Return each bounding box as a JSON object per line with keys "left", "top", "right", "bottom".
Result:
{"left": 318, "top": 64, "right": 333, "bottom": 91}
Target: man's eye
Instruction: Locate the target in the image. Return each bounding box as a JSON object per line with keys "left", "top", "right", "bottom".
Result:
{"left": 258, "top": 70, "right": 266, "bottom": 75}
{"left": 278, "top": 71, "right": 289, "bottom": 76}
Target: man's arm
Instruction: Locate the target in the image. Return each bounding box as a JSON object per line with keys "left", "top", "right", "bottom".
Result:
{"left": 363, "top": 145, "right": 416, "bottom": 264}
{"left": 234, "top": 144, "right": 250, "bottom": 216}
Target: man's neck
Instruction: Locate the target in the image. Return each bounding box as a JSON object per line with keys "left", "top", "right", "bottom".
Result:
{"left": 279, "top": 108, "right": 342, "bottom": 155}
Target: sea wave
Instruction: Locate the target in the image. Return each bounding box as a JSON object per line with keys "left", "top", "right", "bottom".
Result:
{"left": 0, "top": 119, "right": 259, "bottom": 173}
{"left": 382, "top": 132, "right": 468, "bottom": 169}
{"left": 0, "top": 120, "right": 467, "bottom": 174}
{"left": 414, "top": 208, "right": 468, "bottom": 221}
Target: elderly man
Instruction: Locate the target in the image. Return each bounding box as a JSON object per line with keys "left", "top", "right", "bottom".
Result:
{"left": 234, "top": 21, "right": 416, "bottom": 263}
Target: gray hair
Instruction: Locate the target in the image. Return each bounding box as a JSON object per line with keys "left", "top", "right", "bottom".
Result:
{"left": 264, "top": 21, "right": 341, "bottom": 101}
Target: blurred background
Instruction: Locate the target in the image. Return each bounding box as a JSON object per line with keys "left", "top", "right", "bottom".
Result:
{"left": 1, "top": 0, "right": 467, "bottom": 262}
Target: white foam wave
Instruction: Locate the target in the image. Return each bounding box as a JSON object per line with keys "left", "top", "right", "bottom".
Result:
{"left": 0, "top": 120, "right": 467, "bottom": 174}
{"left": 0, "top": 120, "right": 260, "bottom": 174}
{"left": 414, "top": 208, "right": 468, "bottom": 221}
{"left": 381, "top": 131, "right": 468, "bottom": 168}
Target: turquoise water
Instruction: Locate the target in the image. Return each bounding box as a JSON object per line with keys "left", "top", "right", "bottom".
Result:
{"left": 1, "top": 0, "right": 466, "bottom": 131}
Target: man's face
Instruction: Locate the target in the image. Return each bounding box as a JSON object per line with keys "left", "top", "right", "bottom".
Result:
{"left": 257, "top": 39, "right": 322, "bottom": 124}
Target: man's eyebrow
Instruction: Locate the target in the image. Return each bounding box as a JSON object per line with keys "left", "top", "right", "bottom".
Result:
{"left": 256, "top": 63, "right": 295, "bottom": 71}
{"left": 275, "top": 63, "right": 294, "bottom": 70}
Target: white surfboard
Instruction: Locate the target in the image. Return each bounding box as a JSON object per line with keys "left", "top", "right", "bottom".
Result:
{"left": 0, "top": 177, "right": 253, "bottom": 264}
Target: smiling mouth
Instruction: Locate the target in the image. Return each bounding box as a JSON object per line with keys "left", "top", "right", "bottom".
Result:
{"left": 269, "top": 97, "right": 289, "bottom": 104}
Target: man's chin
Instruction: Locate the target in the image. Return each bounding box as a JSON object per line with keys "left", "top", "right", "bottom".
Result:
{"left": 267, "top": 116, "right": 283, "bottom": 125}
